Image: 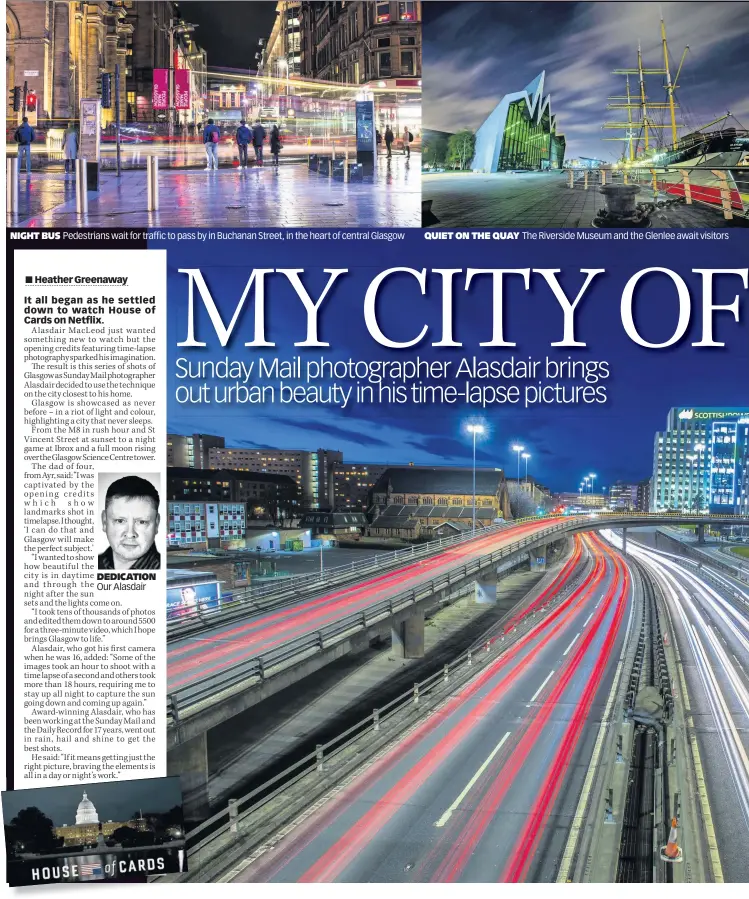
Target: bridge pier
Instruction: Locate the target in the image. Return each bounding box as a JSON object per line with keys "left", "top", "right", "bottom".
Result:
{"left": 529, "top": 544, "right": 548, "bottom": 572}
{"left": 168, "top": 732, "right": 210, "bottom": 822}
{"left": 474, "top": 569, "right": 499, "bottom": 605}
{"left": 391, "top": 610, "right": 425, "bottom": 659}
{"left": 697, "top": 523, "right": 706, "bottom": 545}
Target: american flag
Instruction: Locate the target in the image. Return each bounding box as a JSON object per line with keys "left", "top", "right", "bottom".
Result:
{"left": 79, "top": 863, "right": 103, "bottom": 877}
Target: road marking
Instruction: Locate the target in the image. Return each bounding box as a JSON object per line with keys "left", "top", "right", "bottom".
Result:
{"left": 583, "top": 613, "right": 593, "bottom": 627}
{"left": 434, "top": 731, "right": 512, "bottom": 828}
{"left": 563, "top": 633, "right": 580, "bottom": 656}
{"left": 526, "top": 669, "right": 556, "bottom": 706}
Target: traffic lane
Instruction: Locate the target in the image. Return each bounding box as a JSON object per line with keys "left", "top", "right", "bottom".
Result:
{"left": 167, "top": 519, "right": 563, "bottom": 690}
{"left": 240, "top": 543, "right": 621, "bottom": 882}
{"left": 655, "top": 561, "right": 749, "bottom": 882}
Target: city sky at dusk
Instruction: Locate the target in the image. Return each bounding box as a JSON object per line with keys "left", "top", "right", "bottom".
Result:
{"left": 423, "top": 1, "right": 749, "bottom": 162}
{"left": 159, "top": 233, "right": 749, "bottom": 494}
{"left": 178, "top": 1, "right": 276, "bottom": 71}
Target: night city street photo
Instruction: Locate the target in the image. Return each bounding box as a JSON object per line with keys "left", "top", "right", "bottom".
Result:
{"left": 158, "top": 231, "right": 749, "bottom": 883}
{"left": 421, "top": 1, "right": 749, "bottom": 228}
{"left": 6, "top": 1, "right": 422, "bottom": 227}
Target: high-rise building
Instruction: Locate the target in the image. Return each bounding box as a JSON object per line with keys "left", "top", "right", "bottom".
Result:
{"left": 207, "top": 446, "right": 342, "bottom": 510}
{"left": 330, "top": 462, "right": 391, "bottom": 511}
{"left": 472, "top": 71, "right": 566, "bottom": 172}
{"left": 167, "top": 433, "right": 225, "bottom": 469}
{"left": 636, "top": 479, "right": 651, "bottom": 513}
{"left": 609, "top": 481, "right": 639, "bottom": 511}
{"left": 651, "top": 407, "right": 749, "bottom": 514}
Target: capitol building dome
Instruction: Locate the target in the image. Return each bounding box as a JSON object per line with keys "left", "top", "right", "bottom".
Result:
{"left": 74, "top": 792, "right": 99, "bottom": 826}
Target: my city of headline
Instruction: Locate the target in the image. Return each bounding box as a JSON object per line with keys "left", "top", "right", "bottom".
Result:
{"left": 176, "top": 266, "right": 747, "bottom": 350}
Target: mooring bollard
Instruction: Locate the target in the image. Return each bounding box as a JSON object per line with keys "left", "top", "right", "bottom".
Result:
{"left": 147, "top": 156, "right": 159, "bottom": 211}
{"left": 6, "top": 157, "right": 19, "bottom": 215}
{"left": 75, "top": 158, "right": 88, "bottom": 215}
{"left": 228, "top": 798, "right": 239, "bottom": 833}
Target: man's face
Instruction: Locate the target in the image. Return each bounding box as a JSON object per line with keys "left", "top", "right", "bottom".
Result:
{"left": 102, "top": 496, "right": 159, "bottom": 566}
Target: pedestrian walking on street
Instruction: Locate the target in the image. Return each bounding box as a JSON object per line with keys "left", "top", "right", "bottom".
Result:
{"left": 203, "top": 118, "right": 220, "bottom": 170}
{"left": 384, "top": 126, "right": 394, "bottom": 159}
{"left": 403, "top": 125, "right": 413, "bottom": 159}
{"left": 270, "top": 125, "right": 282, "bottom": 168}
{"left": 236, "top": 119, "right": 251, "bottom": 168}
{"left": 252, "top": 120, "right": 266, "bottom": 164}
{"left": 63, "top": 122, "right": 78, "bottom": 175}
{"left": 14, "top": 116, "right": 35, "bottom": 176}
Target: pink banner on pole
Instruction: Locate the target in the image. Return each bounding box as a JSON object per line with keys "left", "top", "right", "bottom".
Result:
{"left": 174, "top": 69, "right": 191, "bottom": 110}
{"left": 152, "top": 69, "right": 169, "bottom": 110}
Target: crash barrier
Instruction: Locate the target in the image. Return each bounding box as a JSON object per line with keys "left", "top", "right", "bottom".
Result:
{"left": 567, "top": 165, "right": 747, "bottom": 221}
{"left": 6, "top": 157, "right": 19, "bottom": 215}
{"left": 167, "top": 519, "right": 520, "bottom": 641}
{"left": 165, "top": 552, "right": 590, "bottom": 879}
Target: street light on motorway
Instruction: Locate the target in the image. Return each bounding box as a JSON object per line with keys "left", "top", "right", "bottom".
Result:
{"left": 522, "top": 452, "right": 531, "bottom": 484}
{"left": 467, "top": 424, "right": 485, "bottom": 535}
{"left": 512, "top": 444, "right": 524, "bottom": 484}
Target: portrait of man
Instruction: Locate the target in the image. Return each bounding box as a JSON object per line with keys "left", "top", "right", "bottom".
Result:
{"left": 179, "top": 586, "right": 198, "bottom": 615}
{"left": 98, "top": 475, "right": 161, "bottom": 571}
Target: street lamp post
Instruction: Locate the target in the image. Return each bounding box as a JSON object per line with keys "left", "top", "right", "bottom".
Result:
{"left": 522, "top": 452, "right": 531, "bottom": 484}
{"left": 467, "top": 425, "right": 485, "bottom": 535}
{"left": 589, "top": 473, "right": 597, "bottom": 497}
{"left": 512, "top": 444, "right": 524, "bottom": 485}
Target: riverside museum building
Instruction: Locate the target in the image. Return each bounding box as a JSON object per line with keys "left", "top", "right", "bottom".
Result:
{"left": 471, "top": 71, "right": 566, "bottom": 172}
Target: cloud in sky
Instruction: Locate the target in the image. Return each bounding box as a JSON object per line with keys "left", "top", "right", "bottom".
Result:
{"left": 423, "top": 1, "right": 749, "bottom": 161}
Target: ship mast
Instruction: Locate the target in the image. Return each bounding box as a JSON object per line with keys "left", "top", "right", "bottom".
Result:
{"left": 661, "top": 16, "right": 678, "bottom": 148}
{"left": 604, "top": 14, "right": 688, "bottom": 159}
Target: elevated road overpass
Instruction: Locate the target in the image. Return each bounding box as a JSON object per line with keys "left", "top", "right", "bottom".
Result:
{"left": 167, "top": 513, "right": 747, "bottom": 817}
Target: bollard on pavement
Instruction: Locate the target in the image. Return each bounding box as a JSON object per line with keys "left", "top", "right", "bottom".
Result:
{"left": 467, "top": 650, "right": 472, "bottom": 666}
{"left": 147, "top": 156, "right": 159, "bottom": 211}
{"left": 228, "top": 798, "right": 239, "bottom": 833}
{"left": 6, "top": 157, "right": 19, "bottom": 215}
{"left": 316, "top": 744, "right": 324, "bottom": 772}
{"left": 75, "top": 158, "right": 88, "bottom": 215}
{"left": 344, "top": 149, "right": 350, "bottom": 183}
{"left": 413, "top": 683, "right": 420, "bottom": 706}
{"left": 443, "top": 664, "right": 449, "bottom": 683}
{"left": 583, "top": 170, "right": 589, "bottom": 190}
{"left": 601, "top": 168, "right": 607, "bottom": 186}
{"left": 373, "top": 708, "right": 380, "bottom": 732}
{"left": 567, "top": 169, "right": 574, "bottom": 189}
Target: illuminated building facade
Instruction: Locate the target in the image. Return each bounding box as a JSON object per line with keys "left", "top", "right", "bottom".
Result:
{"left": 167, "top": 433, "right": 225, "bottom": 469}
{"left": 330, "top": 462, "right": 390, "bottom": 511}
{"left": 54, "top": 793, "right": 147, "bottom": 847}
{"left": 472, "top": 71, "right": 565, "bottom": 172}
{"left": 651, "top": 407, "right": 749, "bottom": 514}
{"left": 207, "top": 447, "right": 342, "bottom": 510}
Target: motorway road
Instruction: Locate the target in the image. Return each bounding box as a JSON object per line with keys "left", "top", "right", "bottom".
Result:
{"left": 168, "top": 518, "right": 577, "bottom": 696}
{"left": 227, "top": 533, "right": 632, "bottom": 883}
{"left": 615, "top": 535, "right": 749, "bottom": 882}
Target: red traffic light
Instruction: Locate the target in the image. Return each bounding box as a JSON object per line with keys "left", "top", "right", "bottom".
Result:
{"left": 26, "top": 91, "right": 37, "bottom": 112}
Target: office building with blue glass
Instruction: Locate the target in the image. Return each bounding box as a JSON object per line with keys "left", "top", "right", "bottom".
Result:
{"left": 651, "top": 407, "right": 749, "bottom": 514}
{"left": 471, "top": 71, "right": 566, "bottom": 172}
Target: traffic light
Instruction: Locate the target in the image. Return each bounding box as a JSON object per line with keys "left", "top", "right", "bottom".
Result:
{"left": 10, "top": 86, "right": 21, "bottom": 112}
{"left": 26, "top": 91, "right": 37, "bottom": 113}
{"left": 101, "top": 72, "right": 112, "bottom": 109}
